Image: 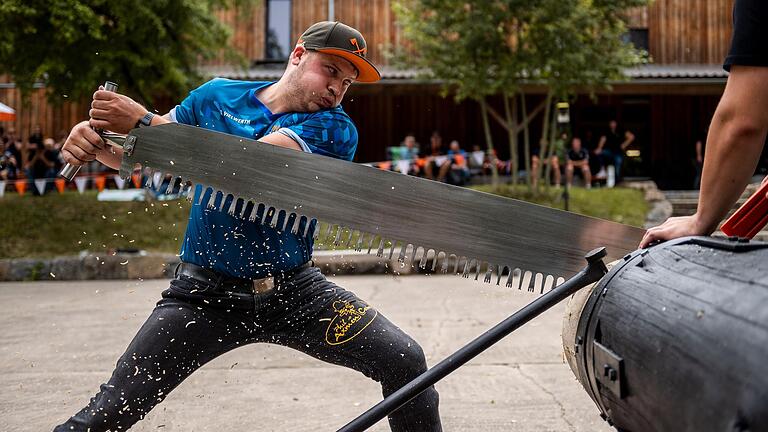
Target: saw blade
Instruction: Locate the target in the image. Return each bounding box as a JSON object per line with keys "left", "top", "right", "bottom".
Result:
{"left": 121, "top": 123, "right": 644, "bottom": 293}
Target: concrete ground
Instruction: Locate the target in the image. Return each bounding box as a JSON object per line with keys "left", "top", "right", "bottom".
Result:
{"left": 0, "top": 274, "right": 612, "bottom": 432}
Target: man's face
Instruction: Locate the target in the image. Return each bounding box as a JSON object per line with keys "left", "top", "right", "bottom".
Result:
{"left": 404, "top": 135, "right": 416, "bottom": 148}
{"left": 572, "top": 138, "right": 582, "bottom": 150}
{"left": 291, "top": 49, "right": 358, "bottom": 112}
{"left": 609, "top": 120, "right": 617, "bottom": 130}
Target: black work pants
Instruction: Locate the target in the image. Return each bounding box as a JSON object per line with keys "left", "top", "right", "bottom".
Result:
{"left": 54, "top": 266, "right": 441, "bottom": 431}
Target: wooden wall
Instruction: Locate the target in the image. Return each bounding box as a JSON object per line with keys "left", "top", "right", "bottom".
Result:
{"left": 0, "top": 82, "right": 88, "bottom": 142}
{"left": 647, "top": 0, "right": 734, "bottom": 64}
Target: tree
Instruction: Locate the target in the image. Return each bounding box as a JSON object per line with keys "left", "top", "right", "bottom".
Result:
{"left": 0, "top": 0, "right": 254, "bottom": 107}
{"left": 393, "top": 0, "right": 649, "bottom": 189}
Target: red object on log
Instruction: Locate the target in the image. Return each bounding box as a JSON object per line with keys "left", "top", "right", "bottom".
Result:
{"left": 721, "top": 181, "right": 768, "bottom": 239}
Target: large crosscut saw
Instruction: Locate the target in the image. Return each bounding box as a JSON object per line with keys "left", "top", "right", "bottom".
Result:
{"left": 113, "top": 123, "right": 643, "bottom": 292}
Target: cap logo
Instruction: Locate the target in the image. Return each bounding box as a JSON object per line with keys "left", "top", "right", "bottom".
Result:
{"left": 349, "top": 38, "right": 367, "bottom": 56}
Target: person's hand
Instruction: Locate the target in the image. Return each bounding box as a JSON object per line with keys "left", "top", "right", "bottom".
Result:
{"left": 639, "top": 214, "right": 710, "bottom": 248}
{"left": 89, "top": 87, "right": 148, "bottom": 134}
{"left": 60, "top": 120, "right": 106, "bottom": 166}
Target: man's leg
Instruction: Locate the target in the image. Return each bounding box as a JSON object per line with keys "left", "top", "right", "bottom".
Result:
{"left": 54, "top": 281, "right": 254, "bottom": 432}
{"left": 261, "top": 267, "right": 442, "bottom": 432}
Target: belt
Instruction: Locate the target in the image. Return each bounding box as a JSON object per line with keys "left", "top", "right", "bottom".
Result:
{"left": 175, "top": 261, "right": 313, "bottom": 295}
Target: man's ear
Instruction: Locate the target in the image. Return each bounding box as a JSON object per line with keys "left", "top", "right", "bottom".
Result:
{"left": 290, "top": 45, "right": 308, "bottom": 66}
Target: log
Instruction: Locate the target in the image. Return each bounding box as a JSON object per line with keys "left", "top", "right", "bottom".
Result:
{"left": 563, "top": 236, "right": 768, "bottom": 432}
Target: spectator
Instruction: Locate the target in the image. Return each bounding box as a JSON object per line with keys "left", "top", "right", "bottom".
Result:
{"left": 23, "top": 139, "right": 55, "bottom": 195}
{"left": 595, "top": 120, "right": 634, "bottom": 182}
{"left": 423, "top": 130, "right": 447, "bottom": 180}
{"left": 438, "top": 140, "right": 471, "bottom": 185}
{"left": 391, "top": 133, "right": 422, "bottom": 175}
{"left": 29, "top": 124, "right": 43, "bottom": 148}
{"left": 693, "top": 137, "right": 704, "bottom": 190}
{"left": 531, "top": 131, "right": 566, "bottom": 188}
{"left": 43, "top": 137, "right": 62, "bottom": 178}
{"left": 566, "top": 137, "right": 592, "bottom": 188}
{"left": 0, "top": 139, "right": 18, "bottom": 180}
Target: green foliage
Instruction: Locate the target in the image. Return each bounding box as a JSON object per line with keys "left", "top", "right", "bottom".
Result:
{"left": 0, "top": 0, "right": 254, "bottom": 106}
{"left": 394, "top": 0, "right": 649, "bottom": 101}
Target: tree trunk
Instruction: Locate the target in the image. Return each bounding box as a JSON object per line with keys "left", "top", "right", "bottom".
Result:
{"left": 520, "top": 92, "right": 531, "bottom": 189}
{"left": 534, "top": 93, "right": 553, "bottom": 191}
{"left": 504, "top": 93, "right": 519, "bottom": 185}
{"left": 478, "top": 98, "right": 499, "bottom": 187}
{"left": 543, "top": 101, "right": 559, "bottom": 188}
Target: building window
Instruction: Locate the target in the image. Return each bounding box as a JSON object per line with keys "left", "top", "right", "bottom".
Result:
{"left": 623, "top": 28, "right": 649, "bottom": 51}
{"left": 265, "top": 0, "right": 292, "bottom": 60}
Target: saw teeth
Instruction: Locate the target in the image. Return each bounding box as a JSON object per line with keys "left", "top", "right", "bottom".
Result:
{"left": 241, "top": 200, "right": 254, "bottom": 221}
{"left": 484, "top": 265, "right": 494, "bottom": 284}
{"left": 333, "top": 226, "right": 343, "bottom": 246}
{"left": 354, "top": 233, "right": 365, "bottom": 252}
{"left": 284, "top": 212, "right": 297, "bottom": 233}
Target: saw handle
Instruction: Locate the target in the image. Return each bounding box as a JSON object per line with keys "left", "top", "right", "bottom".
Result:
{"left": 59, "top": 81, "right": 118, "bottom": 181}
{"left": 720, "top": 180, "right": 768, "bottom": 239}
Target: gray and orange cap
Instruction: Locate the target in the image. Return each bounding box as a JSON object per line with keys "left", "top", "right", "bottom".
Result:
{"left": 298, "top": 21, "right": 381, "bottom": 83}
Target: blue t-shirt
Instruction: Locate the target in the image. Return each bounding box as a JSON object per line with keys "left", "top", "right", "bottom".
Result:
{"left": 171, "top": 78, "right": 358, "bottom": 279}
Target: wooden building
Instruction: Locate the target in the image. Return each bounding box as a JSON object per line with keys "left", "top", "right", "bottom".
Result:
{"left": 3, "top": 0, "right": 762, "bottom": 189}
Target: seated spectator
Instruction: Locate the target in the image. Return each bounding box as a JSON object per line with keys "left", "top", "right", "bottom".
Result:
{"left": 43, "top": 137, "right": 62, "bottom": 178}
{"left": 23, "top": 139, "right": 55, "bottom": 195}
{"left": 532, "top": 131, "right": 566, "bottom": 188}
{"left": 438, "top": 140, "right": 471, "bottom": 185}
{"left": 566, "top": 137, "right": 592, "bottom": 188}
{"left": 423, "top": 130, "right": 448, "bottom": 180}
{"left": 595, "top": 119, "right": 634, "bottom": 183}
{"left": 0, "top": 140, "right": 18, "bottom": 180}
{"left": 389, "top": 134, "right": 422, "bottom": 175}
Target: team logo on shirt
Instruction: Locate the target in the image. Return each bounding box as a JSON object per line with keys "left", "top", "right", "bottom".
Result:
{"left": 324, "top": 300, "right": 378, "bottom": 345}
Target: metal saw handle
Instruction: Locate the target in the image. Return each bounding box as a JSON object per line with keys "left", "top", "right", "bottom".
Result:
{"left": 59, "top": 81, "right": 118, "bottom": 181}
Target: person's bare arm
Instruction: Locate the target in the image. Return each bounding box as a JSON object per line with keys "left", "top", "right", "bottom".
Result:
{"left": 258, "top": 132, "right": 303, "bottom": 151}
{"left": 621, "top": 131, "right": 635, "bottom": 150}
{"left": 640, "top": 65, "right": 768, "bottom": 247}
{"left": 595, "top": 136, "right": 606, "bottom": 154}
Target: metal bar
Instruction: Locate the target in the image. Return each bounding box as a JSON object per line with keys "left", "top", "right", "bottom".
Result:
{"left": 337, "top": 247, "right": 609, "bottom": 432}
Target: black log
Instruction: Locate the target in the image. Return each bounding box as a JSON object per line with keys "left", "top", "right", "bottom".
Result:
{"left": 569, "top": 236, "right": 768, "bottom": 432}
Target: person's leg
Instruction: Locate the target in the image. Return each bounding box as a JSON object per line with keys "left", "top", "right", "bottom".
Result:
{"left": 551, "top": 156, "right": 561, "bottom": 186}
{"left": 54, "top": 279, "right": 255, "bottom": 432}
{"left": 581, "top": 162, "right": 592, "bottom": 188}
{"left": 614, "top": 153, "right": 624, "bottom": 179}
{"left": 566, "top": 160, "right": 574, "bottom": 186}
{"left": 261, "top": 267, "right": 442, "bottom": 432}
{"left": 531, "top": 155, "right": 540, "bottom": 187}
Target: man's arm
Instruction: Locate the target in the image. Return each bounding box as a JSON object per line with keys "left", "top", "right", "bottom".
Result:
{"left": 640, "top": 65, "right": 768, "bottom": 247}
{"left": 621, "top": 131, "right": 635, "bottom": 151}
{"left": 595, "top": 136, "right": 606, "bottom": 153}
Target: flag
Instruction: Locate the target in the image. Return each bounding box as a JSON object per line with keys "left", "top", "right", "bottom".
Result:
{"left": 74, "top": 177, "right": 88, "bottom": 194}
{"left": 94, "top": 175, "right": 106, "bottom": 192}
{"left": 34, "top": 178, "right": 47, "bottom": 195}
{"left": 14, "top": 180, "right": 26, "bottom": 195}
{"left": 54, "top": 178, "right": 66, "bottom": 194}
{"left": 113, "top": 175, "right": 126, "bottom": 190}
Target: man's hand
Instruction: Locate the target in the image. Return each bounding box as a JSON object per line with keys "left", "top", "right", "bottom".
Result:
{"left": 89, "top": 88, "right": 148, "bottom": 134}
{"left": 61, "top": 120, "right": 106, "bottom": 167}
{"left": 639, "top": 214, "right": 710, "bottom": 248}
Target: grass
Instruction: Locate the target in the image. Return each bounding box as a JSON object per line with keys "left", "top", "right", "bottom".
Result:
{"left": 472, "top": 184, "right": 648, "bottom": 227}
{"left": 0, "top": 185, "right": 647, "bottom": 259}
{"left": 0, "top": 191, "right": 190, "bottom": 259}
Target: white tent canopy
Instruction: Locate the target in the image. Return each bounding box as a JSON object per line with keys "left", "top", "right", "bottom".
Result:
{"left": 0, "top": 101, "right": 16, "bottom": 121}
